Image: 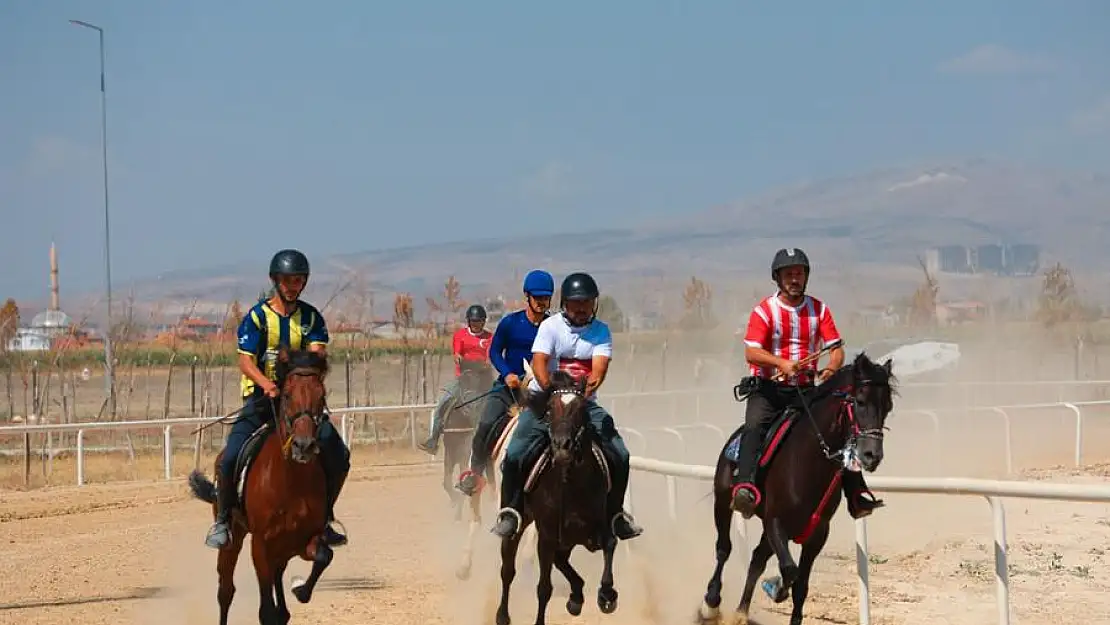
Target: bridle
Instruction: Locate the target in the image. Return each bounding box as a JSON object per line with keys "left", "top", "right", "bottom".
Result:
{"left": 548, "top": 386, "right": 589, "bottom": 453}
{"left": 276, "top": 366, "right": 327, "bottom": 458}
{"left": 795, "top": 373, "right": 889, "bottom": 469}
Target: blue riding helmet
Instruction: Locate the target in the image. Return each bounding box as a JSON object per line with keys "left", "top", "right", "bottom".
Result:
{"left": 522, "top": 270, "right": 555, "bottom": 297}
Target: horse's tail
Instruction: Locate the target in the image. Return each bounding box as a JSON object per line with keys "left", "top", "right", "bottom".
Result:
{"left": 188, "top": 469, "right": 218, "bottom": 504}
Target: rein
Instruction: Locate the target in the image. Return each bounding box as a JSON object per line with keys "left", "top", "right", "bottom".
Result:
{"left": 791, "top": 376, "right": 886, "bottom": 469}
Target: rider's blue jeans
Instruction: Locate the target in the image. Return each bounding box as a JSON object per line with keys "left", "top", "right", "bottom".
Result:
{"left": 500, "top": 399, "right": 630, "bottom": 509}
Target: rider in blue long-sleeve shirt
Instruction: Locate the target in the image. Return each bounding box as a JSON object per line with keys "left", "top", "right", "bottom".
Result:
{"left": 456, "top": 269, "right": 553, "bottom": 496}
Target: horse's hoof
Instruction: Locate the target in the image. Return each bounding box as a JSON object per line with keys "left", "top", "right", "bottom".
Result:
{"left": 761, "top": 576, "right": 790, "bottom": 604}
{"left": 290, "top": 577, "right": 311, "bottom": 604}
{"left": 697, "top": 600, "right": 721, "bottom": 624}
{"left": 598, "top": 588, "right": 618, "bottom": 614}
{"left": 566, "top": 596, "right": 583, "bottom": 616}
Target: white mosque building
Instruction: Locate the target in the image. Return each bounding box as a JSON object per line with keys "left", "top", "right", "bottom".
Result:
{"left": 7, "top": 243, "right": 75, "bottom": 352}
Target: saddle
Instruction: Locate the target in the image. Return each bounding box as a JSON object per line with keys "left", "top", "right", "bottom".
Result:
{"left": 490, "top": 411, "right": 612, "bottom": 494}
{"left": 233, "top": 422, "right": 274, "bottom": 506}
{"left": 723, "top": 406, "right": 800, "bottom": 482}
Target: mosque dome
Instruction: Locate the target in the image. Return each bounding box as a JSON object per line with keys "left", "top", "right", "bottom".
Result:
{"left": 31, "top": 309, "right": 73, "bottom": 330}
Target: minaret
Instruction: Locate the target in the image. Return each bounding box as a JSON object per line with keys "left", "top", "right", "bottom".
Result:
{"left": 50, "top": 242, "right": 59, "bottom": 312}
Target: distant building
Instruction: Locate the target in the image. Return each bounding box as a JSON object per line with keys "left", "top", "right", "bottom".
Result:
{"left": 924, "top": 243, "right": 1040, "bottom": 277}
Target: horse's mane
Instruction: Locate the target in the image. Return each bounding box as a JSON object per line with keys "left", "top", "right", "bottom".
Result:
{"left": 799, "top": 350, "right": 897, "bottom": 407}
{"left": 526, "top": 370, "right": 582, "bottom": 417}
{"left": 276, "top": 349, "right": 329, "bottom": 385}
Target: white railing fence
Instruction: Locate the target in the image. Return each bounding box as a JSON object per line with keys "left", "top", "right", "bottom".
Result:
{"left": 2, "top": 394, "right": 1109, "bottom": 487}
{"left": 629, "top": 456, "right": 1110, "bottom": 625}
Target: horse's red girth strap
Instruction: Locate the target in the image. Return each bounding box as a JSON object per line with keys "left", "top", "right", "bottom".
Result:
{"left": 793, "top": 471, "right": 843, "bottom": 545}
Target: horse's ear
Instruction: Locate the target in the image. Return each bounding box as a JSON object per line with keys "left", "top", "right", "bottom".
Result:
{"left": 882, "top": 358, "right": 893, "bottom": 375}
{"left": 576, "top": 375, "right": 587, "bottom": 394}
{"left": 276, "top": 345, "right": 290, "bottom": 364}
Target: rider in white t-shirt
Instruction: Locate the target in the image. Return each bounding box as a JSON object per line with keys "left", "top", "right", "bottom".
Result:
{"left": 489, "top": 272, "right": 643, "bottom": 542}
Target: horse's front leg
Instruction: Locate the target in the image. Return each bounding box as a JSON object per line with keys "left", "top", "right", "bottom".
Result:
{"left": 551, "top": 545, "right": 585, "bottom": 616}
{"left": 764, "top": 517, "right": 798, "bottom": 604}
{"left": 533, "top": 538, "right": 555, "bottom": 625}
{"left": 273, "top": 561, "right": 291, "bottom": 625}
{"left": 597, "top": 535, "right": 619, "bottom": 614}
{"left": 789, "top": 521, "right": 830, "bottom": 625}
{"left": 291, "top": 535, "right": 334, "bottom": 604}
{"left": 496, "top": 528, "right": 525, "bottom": 625}
{"left": 699, "top": 488, "right": 735, "bottom": 623}
{"left": 736, "top": 531, "right": 774, "bottom": 623}
{"left": 250, "top": 537, "right": 279, "bottom": 625}
{"left": 456, "top": 488, "right": 482, "bottom": 581}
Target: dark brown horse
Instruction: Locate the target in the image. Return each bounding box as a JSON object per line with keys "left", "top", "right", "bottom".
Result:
{"left": 495, "top": 370, "right": 618, "bottom": 625}
{"left": 698, "top": 352, "right": 895, "bottom": 625}
{"left": 189, "top": 347, "right": 334, "bottom": 625}
{"left": 442, "top": 360, "right": 495, "bottom": 522}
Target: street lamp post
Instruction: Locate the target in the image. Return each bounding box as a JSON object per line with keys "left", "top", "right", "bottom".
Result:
{"left": 69, "top": 19, "right": 115, "bottom": 418}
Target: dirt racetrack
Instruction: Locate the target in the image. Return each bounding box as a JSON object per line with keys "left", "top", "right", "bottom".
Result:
{"left": 2, "top": 414, "right": 1110, "bottom": 625}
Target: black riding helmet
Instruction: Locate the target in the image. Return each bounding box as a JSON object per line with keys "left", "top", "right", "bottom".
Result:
{"left": 560, "top": 272, "right": 600, "bottom": 326}
{"left": 465, "top": 304, "right": 487, "bottom": 322}
{"left": 269, "top": 249, "right": 311, "bottom": 278}
{"left": 771, "top": 247, "right": 810, "bottom": 281}
{"left": 269, "top": 249, "right": 310, "bottom": 304}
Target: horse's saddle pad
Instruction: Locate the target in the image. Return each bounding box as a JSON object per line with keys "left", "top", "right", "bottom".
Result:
{"left": 235, "top": 422, "right": 273, "bottom": 502}
{"left": 724, "top": 407, "right": 798, "bottom": 469}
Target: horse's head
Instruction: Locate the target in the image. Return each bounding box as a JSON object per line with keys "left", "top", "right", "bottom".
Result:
{"left": 528, "top": 370, "right": 588, "bottom": 464}
{"left": 458, "top": 360, "right": 494, "bottom": 395}
{"left": 274, "top": 346, "right": 329, "bottom": 464}
{"left": 843, "top": 351, "right": 896, "bottom": 472}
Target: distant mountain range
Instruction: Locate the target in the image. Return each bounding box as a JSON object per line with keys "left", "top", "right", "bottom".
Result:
{"left": 48, "top": 158, "right": 1110, "bottom": 320}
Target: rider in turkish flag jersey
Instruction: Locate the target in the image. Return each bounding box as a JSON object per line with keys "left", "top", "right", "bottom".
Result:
{"left": 419, "top": 305, "right": 492, "bottom": 454}
{"left": 491, "top": 272, "right": 642, "bottom": 542}
{"left": 730, "top": 248, "right": 884, "bottom": 521}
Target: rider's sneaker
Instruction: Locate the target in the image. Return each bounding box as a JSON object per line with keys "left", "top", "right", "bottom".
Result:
{"left": 611, "top": 511, "right": 643, "bottom": 540}
{"left": 729, "top": 483, "right": 761, "bottom": 519}
{"left": 322, "top": 522, "right": 348, "bottom": 547}
{"left": 455, "top": 470, "right": 482, "bottom": 496}
{"left": 417, "top": 438, "right": 438, "bottom": 455}
{"left": 490, "top": 508, "right": 521, "bottom": 538}
{"left": 205, "top": 521, "right": 230, "bottom": 550}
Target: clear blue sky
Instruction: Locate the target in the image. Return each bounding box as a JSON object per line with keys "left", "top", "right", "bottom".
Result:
{"left": 3, "top": 1, "right": 1108, "bottom": 300}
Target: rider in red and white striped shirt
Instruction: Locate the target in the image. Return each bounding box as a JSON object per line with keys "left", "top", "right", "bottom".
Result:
{"left": 730, "top": 248, "right": 884, "bottom": 520}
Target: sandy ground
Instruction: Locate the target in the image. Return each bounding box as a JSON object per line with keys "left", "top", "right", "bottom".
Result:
{"left": 1, "top": 434, "right": 1109, "bottom": 625}
{"left": 2, "top": 339, "right": 1110, "bottom": 625}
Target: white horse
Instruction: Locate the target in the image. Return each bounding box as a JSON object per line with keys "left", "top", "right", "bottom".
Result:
{"left": 456, "top": 359, "right": 539, "bottom": 581}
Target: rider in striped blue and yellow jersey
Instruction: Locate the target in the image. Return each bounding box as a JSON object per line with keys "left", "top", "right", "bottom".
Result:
{"left": 203, "top": 249, "right": 351, "bottom": 550}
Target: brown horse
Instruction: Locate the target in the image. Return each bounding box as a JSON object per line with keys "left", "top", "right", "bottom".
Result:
{"left": 698, "top": 352, "right": 895, "bottom": 625}
{"left": 188, "top": 347, "right": 334, "bottom": 625}
{"left": 495, "top": 370, "right": 618, "bottom": 625}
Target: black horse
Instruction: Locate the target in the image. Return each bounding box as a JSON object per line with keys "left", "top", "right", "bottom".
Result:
{"left": 441, "top": 360, "right": 495, "bottom": 520}
{"left": 698, "top": 352, "right": 895, "bottom": 625}
{"left": 495, "top": 370, "right": 617, "bottom": 625}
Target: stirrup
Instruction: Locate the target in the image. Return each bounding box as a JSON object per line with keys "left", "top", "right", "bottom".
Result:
{"left": 324, "top": 519, "right": 348, "bottom": 546}
{"left": 456, "top": 470, "right": 484, "bottom": 495}
{"left": 491, "top": 507, "right": 523, "bottom": 538}
{"left": 205, "top": 522, "right": 230, "bottom": 549}
{"left": 730, "top": 482, "right": 761, "bottom": 517}
{"left": 849, "top": 490, "right": 884, "bottom": 519}
{"left": 610, "top": 511, "right": 642, "bottom": 539}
